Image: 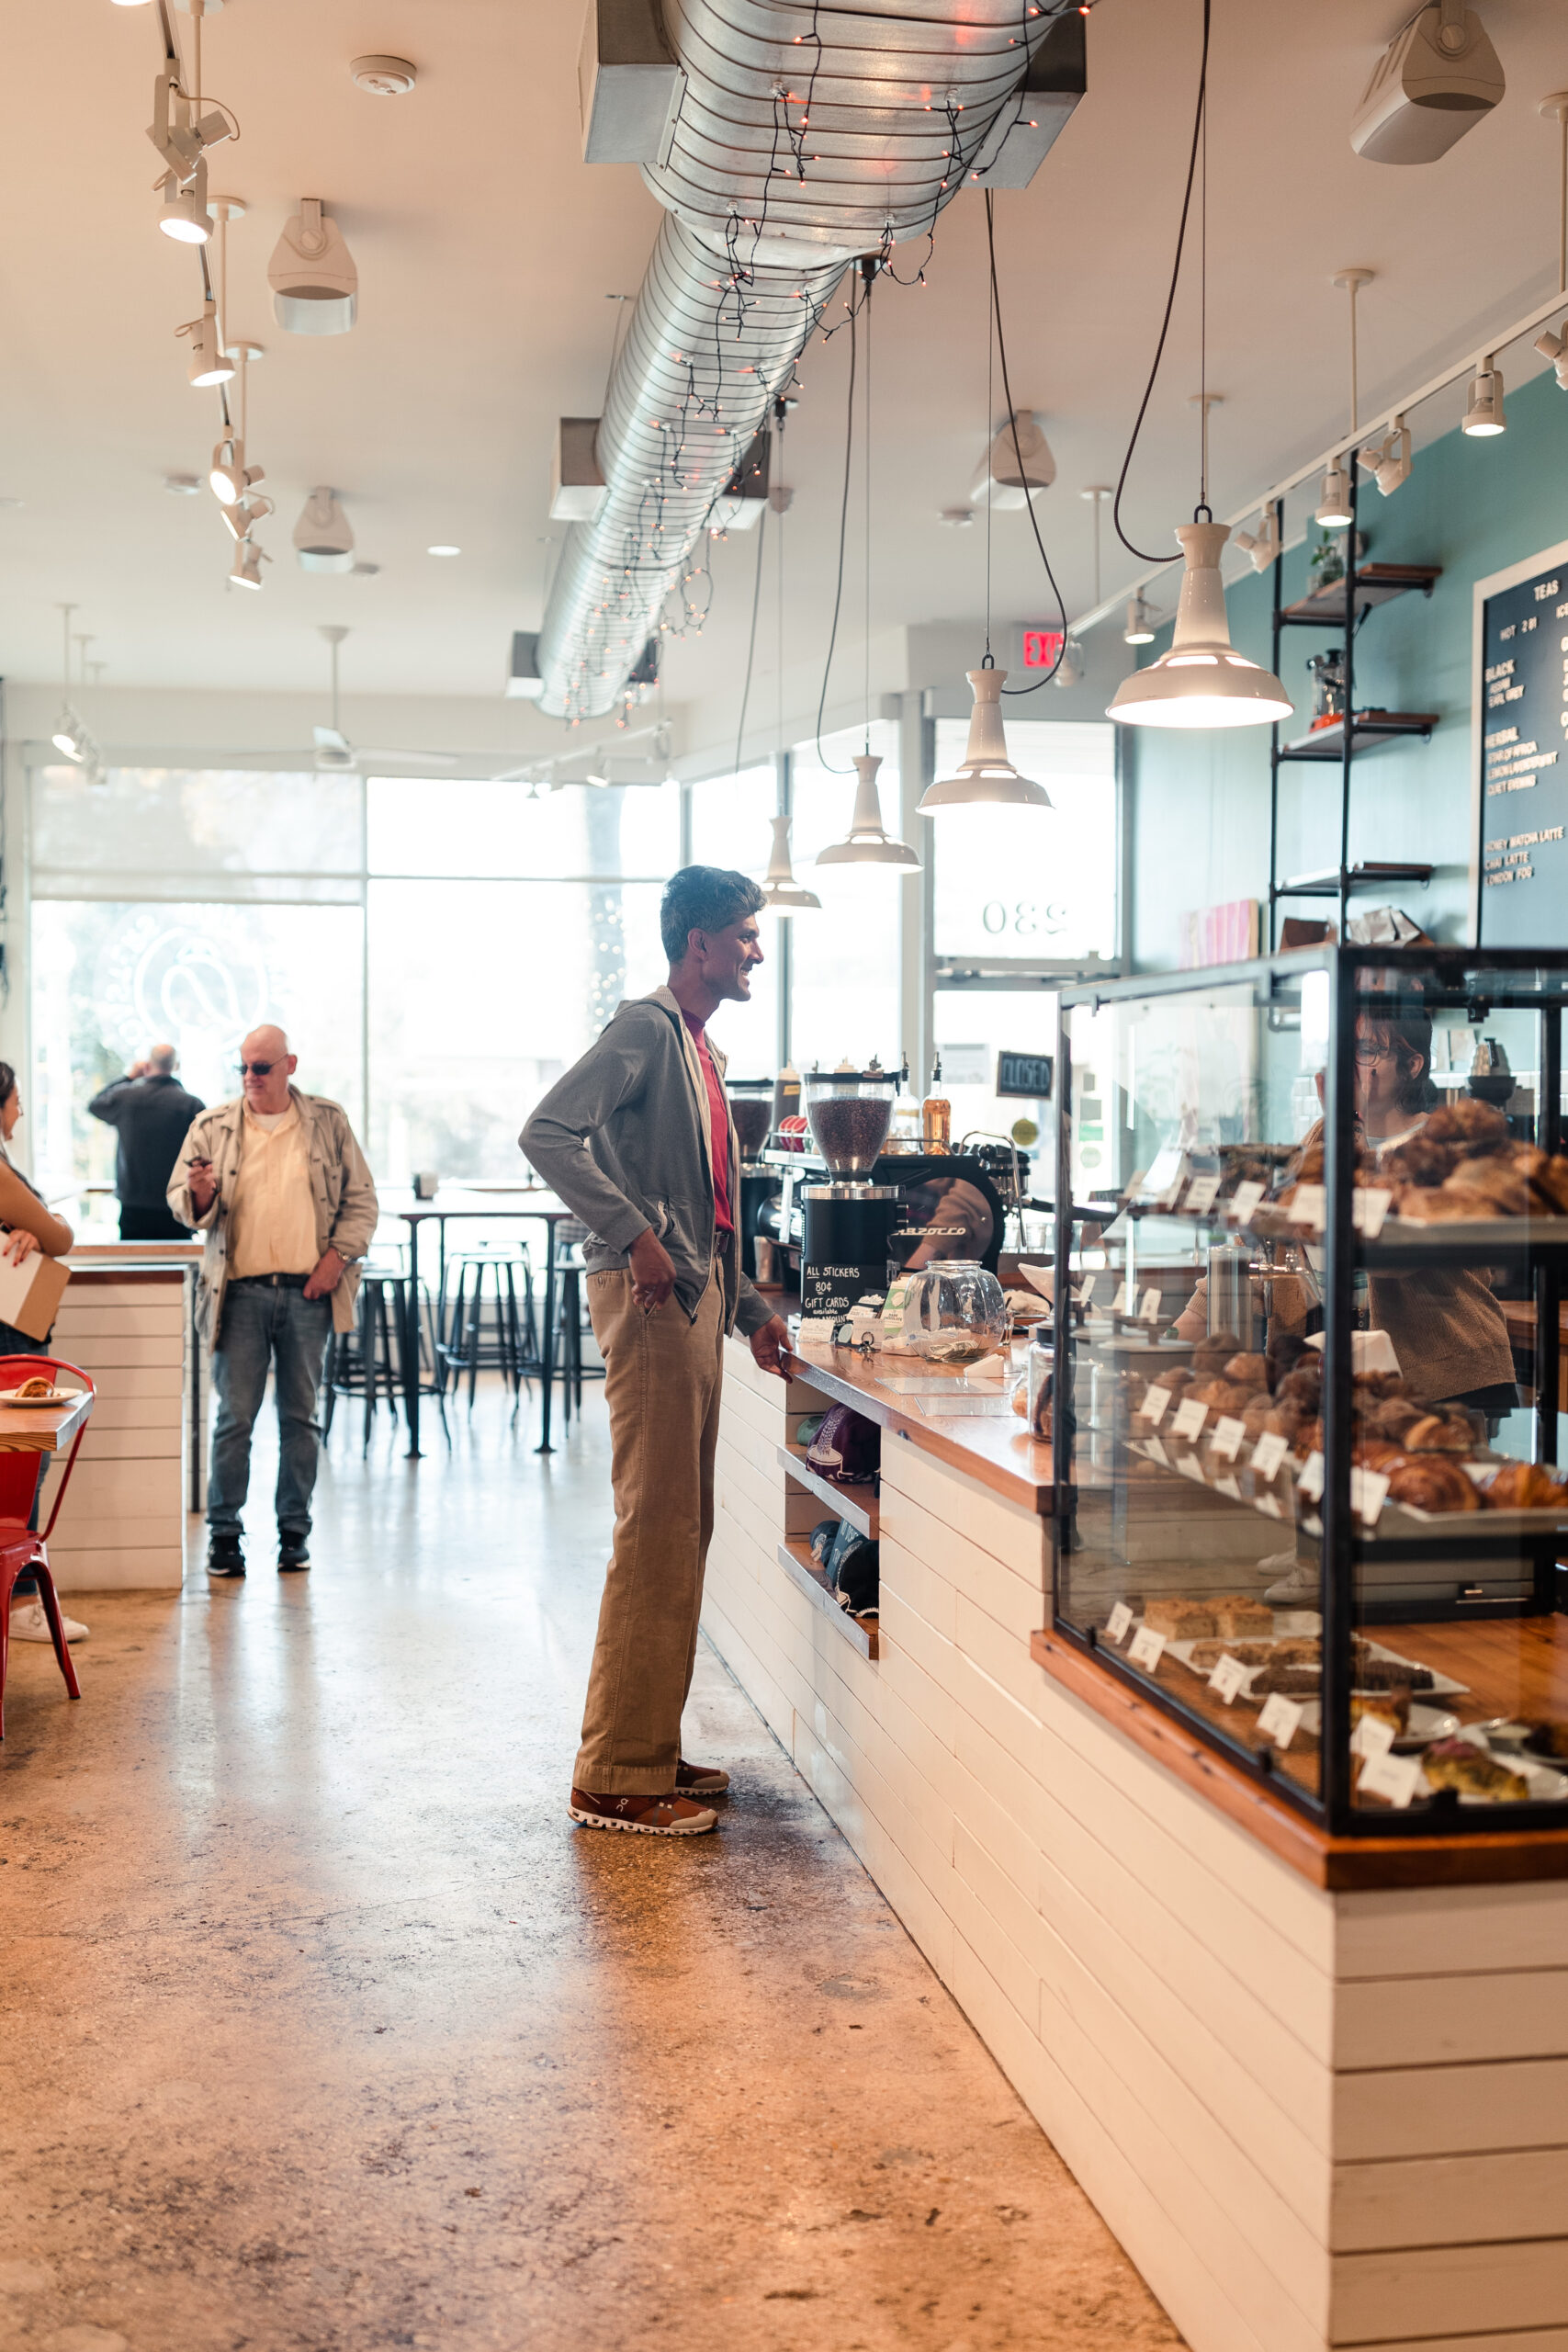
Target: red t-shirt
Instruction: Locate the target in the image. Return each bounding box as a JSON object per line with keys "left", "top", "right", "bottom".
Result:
{"left": 683, "top": 1012, "right": 734, "bottom": 1236}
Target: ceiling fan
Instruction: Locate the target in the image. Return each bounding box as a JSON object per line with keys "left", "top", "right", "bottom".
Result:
{"left": 309, "top": 627, "right": 457, "bottom": 775}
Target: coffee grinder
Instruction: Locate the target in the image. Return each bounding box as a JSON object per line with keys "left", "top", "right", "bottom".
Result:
{"left": 726, "top": 1078, "right": 778, "bottom": 1283}
{"left": 799, "top": 1069, "right": 899, "bottom": 1317}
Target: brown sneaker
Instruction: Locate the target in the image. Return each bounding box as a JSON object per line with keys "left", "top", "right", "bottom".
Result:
{"left": 675, "top": 1758, "right": 730, "bottom": 1794}
{"left": 568, "top": 1788, "right": 718, "bottom": 1836}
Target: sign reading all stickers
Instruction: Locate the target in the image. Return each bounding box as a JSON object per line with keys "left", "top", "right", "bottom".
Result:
{"left": 1478, "top": 546, "right": 1568, "bottom": 945}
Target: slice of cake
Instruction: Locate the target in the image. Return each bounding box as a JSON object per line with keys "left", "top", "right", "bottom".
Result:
{"left": 1211, "top": 1594, "right": 1274, "bottom": 1640}
{"left": 1142, "top": 1597, "right": 1217, "bottom": 1640}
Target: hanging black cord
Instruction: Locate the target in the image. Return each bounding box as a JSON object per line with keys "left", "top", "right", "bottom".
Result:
{"left": 814, "top": 272, "right": 860, "bottom": 773}
{"left": 1111, "top": 0, "right": 1211, "bottom": 564}
{"left": 986, "top": 191, "right": 1067, "bottom": 693}
{"left": 732, "top": 493, "right": 769, "bottom": 776}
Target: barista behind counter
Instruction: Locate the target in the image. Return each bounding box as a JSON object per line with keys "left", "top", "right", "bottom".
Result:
{"left": 1175, "top": 1005, "right": 1517, "bottom": 1415}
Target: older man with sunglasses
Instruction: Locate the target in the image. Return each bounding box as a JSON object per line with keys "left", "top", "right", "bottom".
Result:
{"left": 168, "top": 1025, "right": 378, "bottom": 1577}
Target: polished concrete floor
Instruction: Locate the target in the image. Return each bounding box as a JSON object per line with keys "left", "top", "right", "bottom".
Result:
{"left": 1, "top": 1380, "right": 1185, "bottom": 2351}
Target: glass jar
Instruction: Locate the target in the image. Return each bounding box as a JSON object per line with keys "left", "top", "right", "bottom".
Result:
{"left": 1026, "top": 1331, "right": 1053, "bottom": 1442}
{"left": 902, "top": 1260, "right": 1009, "bottom": 1366}
{"left": 802, "top": 1069, "right": 897, "bottom": 1176}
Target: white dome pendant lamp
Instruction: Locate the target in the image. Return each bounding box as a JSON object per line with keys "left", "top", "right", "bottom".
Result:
{"left": 817, "top": 752, "right": 920, "bottom": 868}
{"left": 1110, "top": 522, "right": 1292, "bottom": 729}
{"left": 920, "top": 664, "right": 1052, "bottom": 808}
{"left": 759, "top": 814, "right": 822, "bottom": 911}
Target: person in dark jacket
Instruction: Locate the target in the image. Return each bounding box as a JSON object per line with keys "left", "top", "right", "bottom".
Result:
{"left": 88, "top": 1046, "right": 205, "bottom": 1240}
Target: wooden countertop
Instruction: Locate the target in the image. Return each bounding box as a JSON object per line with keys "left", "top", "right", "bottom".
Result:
{"left": 0, "top": 1389, "right": 93, "bottom": 1455}
{"left": 781, "top": 1340, "right": 1056, "bottom": 1515}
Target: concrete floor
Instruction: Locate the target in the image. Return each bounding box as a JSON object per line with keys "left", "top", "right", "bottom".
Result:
{"left": 0, "top": 1382, "right": 1185, "bottom": 2351}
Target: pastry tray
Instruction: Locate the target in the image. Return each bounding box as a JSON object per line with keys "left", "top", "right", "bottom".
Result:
{"left": 1124, "top": 1437, "right": 1568, "bottom": 1537}
{"left": 1161, "top": 1629, "right": 1470, "bottom": 1700}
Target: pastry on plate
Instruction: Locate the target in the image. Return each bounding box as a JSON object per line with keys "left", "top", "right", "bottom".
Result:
{"left": 12, "top": 1375, "right": 54, "bottom": 1399}
{"left": 1420, "top": 1737, "right": 1529, "bottom": 1802}
{"left": 1141, "top": 1597, "right": 1217, "bottom": 1639}
{"left": 1400, "top": 1413, "right": 1475, "bottom": 1453}
{"left": 1190, "top": 1376, "right": 1253, "bottom": 1410}
{"left": 1350, "top": 1689, "right": 1412, "bottom": 1735}
{"left": 1211, "top": 1594, "right": 1274, "bottom": 1639}
{"left": 1383, "top": 1454, "right": 1480, "bottom": 1513}
{"left": 1477, "top": 1460, "right": 1568, "bottom": 1510}
{"left": 1223, "top": 1352, "right": 1269, "bottom": 1390}
{"left": 1241, "top": 1398, "right": 1283, "bottom": 1440}
{"left": 1424, "top": 1099, "right": 1508, "bottom": 1149}
{"left": 1533, "top": 1153, "right": 1568, "bottom": 1215}
{"left": 1186, "top": 1638, "right": 1276, "bottom": 1669}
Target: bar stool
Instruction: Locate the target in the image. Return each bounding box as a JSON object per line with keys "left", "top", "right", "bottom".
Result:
{"left": 324, "top": 1269, "right": 438, "bottom": 1453}
{"left": 438, "top": 1244, "right": 535, "bottom": 1410}
{"left": 549, "top": 1218, "right": 605, "bottom": 1426}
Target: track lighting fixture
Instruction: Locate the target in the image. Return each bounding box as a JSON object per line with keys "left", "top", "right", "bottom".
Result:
{"left": 758, "top": 816, "right": 821, "bottom": 912}
{"left": 268, "top": 199, "right": 358, "bottom": 334}
{"left": 209, "top": 434, "right": 261, "bottom": 504}
{"left": 1315, "top": 461, "right": 1354, "bottom": 529}
{"left": 921, "top": 669, "right": 1052, "bottom": 809}
{"left": 229, "top": 538, "right": 266, "bottom": 591}
{"left": 220, "top": 493, "right": 275, "bottom": 543}
{"left": 175, "top": 300, "right": 234, "bottom": 389}
{"left": 293, "top": 487, "right": 355, "bottom": 573}
{"left": 816, "top": 754, "right": 920, "bottom": 868}
{"left": 51, "top": 713, "right": 89, "bottom": 762}
{"left": 1358, "top": 416, "right": 1412, "bottom": 496}
{"left": 158, "top": 161, "right": 211, "bottom": 244}
{"left": 1462, "top": 355, "right": 1506, "bottom": 435}
{"left": 1109, "top": 525, "right": 1292, "bottom": 730}
{"left": 1053, "top": 636, "right": 1085, "bottom": 689}
{"left": 1234, "top": 509, "right": 1281, "bottom": 571}
{"left": 1122, "top": 596, "right": 1156, "bottom": 646}
{"left": 1534, "top": 322, "right": 1568, "bottom": 389}
{"left": 50, "top": 605, "right": 100, "bottom": 765}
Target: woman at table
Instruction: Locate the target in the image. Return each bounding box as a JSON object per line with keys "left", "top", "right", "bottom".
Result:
{"left": 0, "top": 1063, "right": 83, "bottom": 1649}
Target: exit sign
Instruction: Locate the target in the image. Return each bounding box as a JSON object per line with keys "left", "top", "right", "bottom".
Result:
{"left": 1022, "top": 629, "right": 1065, "bottom": 669}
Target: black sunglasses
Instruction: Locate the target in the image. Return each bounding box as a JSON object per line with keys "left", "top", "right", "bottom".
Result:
{"left": 237, "top": 1059, "right": 277, "bottom": 1076}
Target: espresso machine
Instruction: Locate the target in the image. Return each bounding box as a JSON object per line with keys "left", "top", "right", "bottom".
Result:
{"left": 725, "top": 1078, "right": 779, "bottom": 1283}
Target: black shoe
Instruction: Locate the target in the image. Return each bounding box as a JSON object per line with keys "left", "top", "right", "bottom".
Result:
{"left": 208, "top": 1535, "right": 246, "bottom": 1577}
{"left": 277, "top": 1537, "right": 311, "bottom": 1573}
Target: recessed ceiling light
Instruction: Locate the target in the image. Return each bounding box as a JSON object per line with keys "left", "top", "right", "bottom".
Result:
{"left": 351, "top": 54, "right": 417, "bottom": 96}
{"left": 427, "top": 544, "right": 461, "bottom": 557}
{"left": 164, "top": 474, "right": 200, "bottom": 496}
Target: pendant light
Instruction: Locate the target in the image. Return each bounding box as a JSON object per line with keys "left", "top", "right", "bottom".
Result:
{"left": 759, "top": 814, "right": 821, "bottom": 911}
{"left": 817, "top": 752, "right": 919, "bottom": 866}
{"left": 1110, "top": 524, "right": 1292, "bottom": 729}
{"left": 920, "top": 667, "right": 1051, "bottom": 808}
{"left": 815, "top": 263, "right": 921, "bottom": 867}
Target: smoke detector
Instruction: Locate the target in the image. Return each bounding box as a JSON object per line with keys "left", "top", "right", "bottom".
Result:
{"left": 351, "top": 55, "right": 417, "bottom": 96}
{"left": 1350, "top": 3, "right": 1504, "bottom": 164}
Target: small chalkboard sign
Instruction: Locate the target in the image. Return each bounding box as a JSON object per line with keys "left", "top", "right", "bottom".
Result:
{"left": 1474, "top": 537, "right": 1568, "bottom": 944}
{"left": 996, "top": 1049, "right": 1054, "bottom": 1099}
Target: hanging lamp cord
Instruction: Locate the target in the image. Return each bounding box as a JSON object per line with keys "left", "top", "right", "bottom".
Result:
{"left": 813, "top": 271, "right": 861, "bottom": 773}
{"left": 1112, "top": 0, "right": 1212, "bottom": 563}
{"left": 986, "top": 191, "right": 1067, "bottom": 693}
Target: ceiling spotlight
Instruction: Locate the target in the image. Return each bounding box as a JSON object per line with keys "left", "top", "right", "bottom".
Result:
{"left": 1234, "top": 509, "right": 1281, "bottom": 571}
{"left": 164, "top": 473, "right": 200, "bottom": 496}
{"left": 1534, "top": 322, "right": 1568, "bottom": 389}
{"left": 816, "top": 753, "right": 921, "bottom": 868}
{"left": 1315, "top": 460, "right": 1354, "bottom": 528}
{"left": 175, "top": 300, "right": 235, "bottom": 389}
{"left": 426, "top": 544, "right": 461, "bottom": 558}
{"left": 758, "top": 815, "right": 822, "bottom": 911}
{"left": 1463, "top": 354, "right": 1506, "bottom": 435}
{"left": 920, "top": 668, "right": 1052, "bottom": 810}
{"left": 350, "top": 54, "right": 417, "bottom": 96}
{"left": 293, "top": 486, "right": 355, "bottom": 572}
{"left": 159, "top": 172, "right": 211, "bottom": 244}
{"left": 220, "top": 492, "right": 275, "bottom": 543}
{"left": 1054, "top": 636, "right": 1086, "bottom": 689}
{"left": 51, "top": 711, "right": 88, "bottom": 762}
{"left": 1108, "top": 524, "right": 1292, "bottom": 730}
{"left": 230, "top": 538, "right": 267, "bottom": 591}
{"left": 1358, "top": 415, "right": 1413, "bottom": 495}
{"left": 268, "top": 198, "right": 358, "bottom": 335}
{"left": 1123, "top": 595, "right": 1156, "bottom": 646}
{"left": 209, "top": 434, "right": 261, "bottom": 503}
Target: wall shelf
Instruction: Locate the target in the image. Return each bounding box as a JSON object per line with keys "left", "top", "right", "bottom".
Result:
{"left": 1275, "top": 859, "right": 1436, "bottom": 901}
{"left": 777, "top": 1442, "right": 878, "bottom": 1540}
{"left": 776, "top": 1538, "right": 878, "bottom": 1658}
{"left": 1280, "top": 561, "right": 1441, "bottom": 628}
{"left": 1279, "top": 711, "right": 1437, "bottom": 762}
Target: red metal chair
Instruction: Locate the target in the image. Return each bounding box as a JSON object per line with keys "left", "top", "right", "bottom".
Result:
{"left": 0, "top": 1355, "right": 96, "bottom": 1739}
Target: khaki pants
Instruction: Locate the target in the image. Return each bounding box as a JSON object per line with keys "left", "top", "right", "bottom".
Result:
{"left": 573, "top": 1265, "right": 727, "bottom": 1793}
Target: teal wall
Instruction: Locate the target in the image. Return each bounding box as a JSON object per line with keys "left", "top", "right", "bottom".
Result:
{"left": 1127, "top": 368, "right": 1568, "bottom": 968}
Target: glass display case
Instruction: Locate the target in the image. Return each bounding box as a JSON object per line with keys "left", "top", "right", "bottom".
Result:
{"left": 1052, "top": 947, "right": 1568, "bottom": 1834}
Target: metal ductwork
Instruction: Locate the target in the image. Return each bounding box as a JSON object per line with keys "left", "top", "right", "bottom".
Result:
{"left": 536, "top": 1, "right": 1085, "bottom": 719}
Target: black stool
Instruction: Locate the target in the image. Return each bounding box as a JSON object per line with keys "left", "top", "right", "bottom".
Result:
{"left": 438, "top": 1245, "right": 536, "bottom": 1410}
{"left": 548, "top": 1219, "right": 605, "bottom": 1426}
{"left": 323, "top": 1270, "right": 432, "bottom": 1453}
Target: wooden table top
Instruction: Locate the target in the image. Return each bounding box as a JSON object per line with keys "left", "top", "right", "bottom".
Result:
{"left": 0, "top": 1389, "right": 94, "bottom": 1454}
{"left": 782, "top": 1340, "right": 1057, "bottom": 1515}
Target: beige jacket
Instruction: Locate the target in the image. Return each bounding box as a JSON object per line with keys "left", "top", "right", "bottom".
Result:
{"left": 167, "top": 1089, "right": 378, "bottom": 1344}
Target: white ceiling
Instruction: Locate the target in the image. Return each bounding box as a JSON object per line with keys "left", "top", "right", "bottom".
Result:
{"left": 1, "top": 0, "right": 1565, "bottom": 750}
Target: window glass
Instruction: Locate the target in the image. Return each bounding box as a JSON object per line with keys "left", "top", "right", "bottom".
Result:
{"left": 367, "top": 776, "right": 680, "bottom": 881}
{"left": 31, "top": 764, "right": 363, "bottom": 900}
{"left": 787, "top": 722, "right": 902, "bottom": 1073}
{"left": 931, "top": 985, "right": 1058, "bottom": 1172}
{"left": 931, "top": 718, "right": 1116, "bottom": 963}
{"left": 688, "top": 764, "right": 780, "bottom": 1070}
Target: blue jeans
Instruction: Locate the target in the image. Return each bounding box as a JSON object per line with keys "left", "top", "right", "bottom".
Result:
{"left": 209, "top": 1281, "right": 333, "bottom": 1542}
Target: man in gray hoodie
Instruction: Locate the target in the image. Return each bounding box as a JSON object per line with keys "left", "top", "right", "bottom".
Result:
{"left": 521, "top": 866, "right": 791, "bottom": 1838}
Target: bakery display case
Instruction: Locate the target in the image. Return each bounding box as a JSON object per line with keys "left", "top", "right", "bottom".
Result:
{"left": 1051, "top": 946, "right": 1568, "bottom": 1833}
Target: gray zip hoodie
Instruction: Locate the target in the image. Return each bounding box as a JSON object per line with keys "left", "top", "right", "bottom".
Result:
{"left": 519, "top": 985, "right": 773, "bottom": 1338}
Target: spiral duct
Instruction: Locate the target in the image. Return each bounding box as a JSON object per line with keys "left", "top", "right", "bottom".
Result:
{"left": 536, "top": 0, "right": 1077, "bottom": 719}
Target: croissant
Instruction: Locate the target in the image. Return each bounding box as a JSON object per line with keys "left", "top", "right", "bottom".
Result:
{"left": 13, "top": 1375, "right": 52, "bottom": 1399}
{"left": 1384, "top": 1454, "right": 1480, "bottom": 1512}
{"left": 1478, "top": 1460, "right": 1568, "bottom": 1510}
{"left": 1534, "top": 1154, "right": 1568, "bottom": 1215}
{"left": 1401, "top": 1413, "right": 1476, "bottom": 1453}
{"left": 1223, "top": 1353, "right": 1269, "bottom": 1390}
{"left": 1425, "top": 1099, "right": 1508, "bottom": 1149}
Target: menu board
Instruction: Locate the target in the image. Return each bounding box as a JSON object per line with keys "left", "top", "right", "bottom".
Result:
{"left": 1478, "top": 551, "right": 1568, "bottom": 944}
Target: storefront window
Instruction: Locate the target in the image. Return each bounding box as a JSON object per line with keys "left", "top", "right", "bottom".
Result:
{"left": 788, "top": 722, "right": 903, "bottom": 1074}
{"left": 688, "top": 763, "right": 780, "bottom": 1069}
{"left": 932, "top": 718, "right": 1116, "bottom": 966}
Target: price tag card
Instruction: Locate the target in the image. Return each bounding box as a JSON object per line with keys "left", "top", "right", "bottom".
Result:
{"left": 1105, "top": 1600, "right": 1134, "bottom": 1644}
{"left": 1352, "top": 1187, "right": 1393, "bottom": 1239}
{"left": 1170, "top": 1396, "right": 1209, "bottom": 1440}
{"left": 1111, "top": 1282, "right": 1132, "bottom": 1314}
{"left": 1208, "top": 1652, "right": 1252, "bottom": 1705}
{"left": 1127, "top": 1624, "right": 1167, "bottom": 1674}
{"left": 1213, "top": 1473, "right": 1243, "bottom": 1500}
{"left": 1228, "top": 1180, "right": 1266, "bottom": 1227}
{"left": 1297, "top": 1450, "right": 1325, "bottom": 1501}
{"left": 1139, "top": 1286, "right": 1165, "bottom": 1325}
{"left": 1350, "top": 1713, "right": 1396, "bottom": 1760}
{"left": 1358, "top": 1749, "right": 1422, "bottom": 1809}
{"left": 1210, "top": 1415, "right": 1246, "bottom": 1461}
{"left": 1251, "top": 1430, "right": 1289, "bottom": 1480}
{"left": 1138, "top": 1385, "right": 1173, "bottom": 1423}
{"left": 1257, "top": 1691, "right": 1303, "bottom": 1750}
{"left": 1176, "top": 1452, "right": 1207, "bottom": 1482}
{"left": 1183, "top": 1174, "right": 1221, "bottom": 1216}
{"left": 1144, "top": 1434, "right": 1170, "bottom": 1465}
{"left": 1287, "top": 1183, "right": 1326, "bottom": 1231}
{"left": 1156, "top": 1155, "right": 1189, "bottom": 1211}
{"left": 1355, "top": 1468, "right": 1390, "bottom": 1525}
